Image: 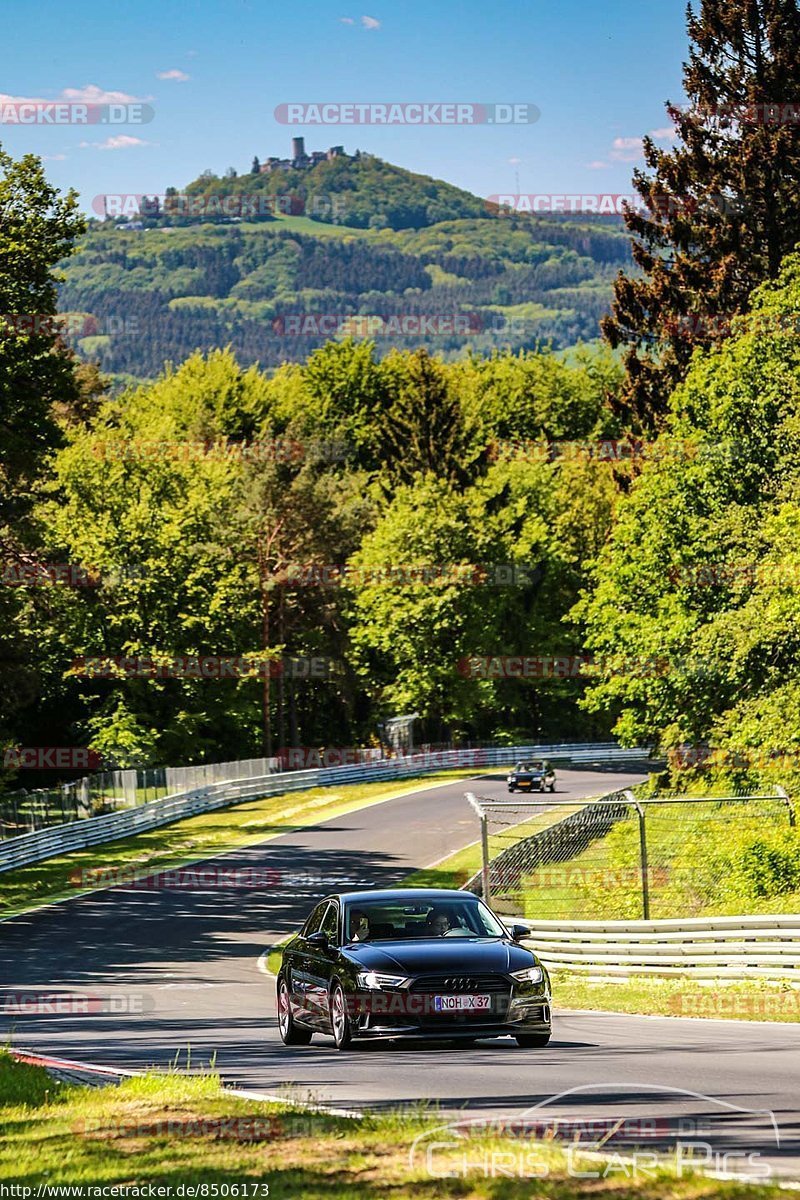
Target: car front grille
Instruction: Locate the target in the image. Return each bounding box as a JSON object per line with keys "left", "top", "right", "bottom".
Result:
{"left": 409, "top": 973, "right": 509, "bottom": 993}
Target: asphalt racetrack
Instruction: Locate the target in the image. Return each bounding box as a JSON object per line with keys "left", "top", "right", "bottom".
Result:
{"left": 1, "top": 765, "right": 799, "bottom": 1178}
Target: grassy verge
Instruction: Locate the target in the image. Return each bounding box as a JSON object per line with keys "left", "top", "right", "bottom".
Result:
{"left": 518, "top": 794, "right": 800, "bottom": 921}
{"left": 0, "top": 1052, "right": 783, "bottom": 1195}
{"left": 0, "top": 769, "right": 490, "bottom": 920}
{"left": 552, "top": 972, "right": 800, "bottom": 1022}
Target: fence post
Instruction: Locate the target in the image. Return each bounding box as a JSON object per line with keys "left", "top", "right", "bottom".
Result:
{"left": 635, "top": 799, "right": 650, "bottom": 920}
{"left": 776, "top": 786, "right": 796, "bottom": 828}
{"left": 481, "top": 813, "right": 491, "bottom": 907}
{"left": 465, "top": 791, "right": 492, "bottom": 906}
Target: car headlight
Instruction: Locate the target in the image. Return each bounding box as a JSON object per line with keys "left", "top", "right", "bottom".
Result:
{"left": 356, "top": 970, "right": 407, "bottom": 989}
{"left": 510, "top": 966, "right": 544, "bottom": 985}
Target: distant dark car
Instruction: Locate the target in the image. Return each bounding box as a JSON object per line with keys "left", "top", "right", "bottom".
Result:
{"left": 507, "top": 759, "right": 556, "bottom": 793}
{"left": 276, "top": 888, "right": 552, "bottom": 1050}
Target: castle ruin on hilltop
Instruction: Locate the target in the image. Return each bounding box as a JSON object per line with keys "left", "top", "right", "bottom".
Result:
{"left": 259, "top": 138, "right": 349, "bottom": 173}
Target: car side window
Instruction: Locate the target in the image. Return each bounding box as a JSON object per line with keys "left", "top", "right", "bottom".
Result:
{"left": 303, "top": 902, "right": 328, "bottom": 937}
{"left": 320, "top": 901, "right": 339, "bottom": 944}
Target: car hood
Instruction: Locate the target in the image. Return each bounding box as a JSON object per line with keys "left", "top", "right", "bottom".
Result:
{"left": 342, "top": 937, "right": 538, "bottom": 975}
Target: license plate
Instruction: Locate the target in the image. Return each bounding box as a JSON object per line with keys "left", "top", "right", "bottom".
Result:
{"left": 433, "top": 994, "right": 491, "bottom": 1012}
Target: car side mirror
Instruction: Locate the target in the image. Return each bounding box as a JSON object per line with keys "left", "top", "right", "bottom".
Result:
{"left": 307, "top": 930, "right": 331, "bottom": 951}
{"left": 510, "top": 924, "right": 529, "bottom": 942}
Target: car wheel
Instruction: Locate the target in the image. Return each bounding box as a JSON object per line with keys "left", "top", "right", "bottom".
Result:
{"left": 331, "top": 982, "right": 353, "bottom": 1050}
{"left": 549, "top": 782, "right": 555, "bottom": 792}
{"left": 277, "top": 977, "right": 312, "bottom": 1046}
{"left": 540, "top": 784, "right": 546, "bottom": 793}
{"left": 516, "top": 1033, "right": 551, "bottom": 1048}
{"left": 508, "top": 785, "right": 515, "bottom": 793}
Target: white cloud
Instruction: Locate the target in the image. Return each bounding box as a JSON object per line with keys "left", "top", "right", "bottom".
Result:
{"left": 609, "top": 135, "right": 644, "bottom": 162}
{"left": 586, "top": 159, "right": 610, "bottom": 170}
{"left": 42, "top": 153, "right": 67, "bottom": 161}
{"left": 80, "top": 134, "right": 150, "bottom": 151}
{"left": 361, "top": 14, "right": 380, "bottom": 28}
{"left": 157, "top": 69, "right": 190, "bottom": 82}
{"left": 0, "top": 83, "right": 149, "bottom": 107}
{"left": 61, "top": 84, "right": 144, "bottom": 104}
{"left": 339, "top": 16, "right": 355, "bottom": 22}
{"left": 650, "top": 125, "right": 678, "bottom": 142}
{"left": 508, "top": 156, "right": 522, "bottom": 165}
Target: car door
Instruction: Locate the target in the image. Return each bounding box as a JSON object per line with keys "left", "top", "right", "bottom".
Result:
{"left": 289, "top": 900, "right": 328, "bottom": 1026}
{"left": 306, "top": 899, "right": 340, "bottom": 1031}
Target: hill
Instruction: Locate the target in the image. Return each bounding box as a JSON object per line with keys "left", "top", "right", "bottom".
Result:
{"left": 58, "top": 153, "right": 633, "bottom": 380}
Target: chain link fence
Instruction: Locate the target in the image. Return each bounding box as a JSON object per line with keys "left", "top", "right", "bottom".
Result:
{"left": 465, "top": 789, "right": 798, "bottom": 920}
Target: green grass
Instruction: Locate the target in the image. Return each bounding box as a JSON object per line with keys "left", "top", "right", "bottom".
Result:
{"left": 553, "top": 973, "right": 800, "bottom": 1022}
{"left": 0, "top": 1051, "right": 785, "bottom": 1194}
{"left": 264, "top": 213, "right": 373, "bottom": 237}
{"left": 0, "top": 769, "right": 489, "bottom": 920}
{"left": 516, "top": 795, "right": 800, "bottom": 921}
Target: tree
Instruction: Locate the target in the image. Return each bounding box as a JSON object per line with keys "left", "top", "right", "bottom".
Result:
{"left": 0, "top": 146, "right": 84, "bottom": 752}
{"left": 251, "top": 157, "right": 261, "bottom": 175}
{"left": 603, "top": 0, "right": 800, "bottom": 426}
{"left": 377, "top": 349, "right": 479, "bottom": 485}
{"left": 580, "top": 253, "right": 800, "bottom": 765}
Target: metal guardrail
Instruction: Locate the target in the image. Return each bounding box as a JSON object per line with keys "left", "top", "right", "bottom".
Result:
{"left": 517, "top": 914, "right": 800, "bottom": 979}
{"left": 0, "top": 742, "right": 650, "bottom": 874}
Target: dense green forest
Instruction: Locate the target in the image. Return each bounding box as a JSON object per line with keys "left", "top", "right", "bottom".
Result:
{"left": 57, "top": 155, "right": 631, "bottom": 380}
{"left": 5, "top": 0, "right": 800, "bottom": 800}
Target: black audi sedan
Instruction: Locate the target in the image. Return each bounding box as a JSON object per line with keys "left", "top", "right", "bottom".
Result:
{"left": 276, "top": 888, "right": 551, "bottom": 1050}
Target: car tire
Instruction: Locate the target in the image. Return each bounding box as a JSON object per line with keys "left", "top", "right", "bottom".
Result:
{"left": 331, "top": 982, "right": 353, "bottom": 1050}
{"left": 277, "top": 977, "right": 312, "bottom": 1046}
{"left": 516, "top": 1033, "right": 551, "bottom": 1048}
{"left": 508, "top": 786, "right": 515, "bottom": 793}
{"left": 540, "top": 784, "right": 546, "bottom": 793}
{"left": 549, "top": 783, "right": 555, "bottom": 793}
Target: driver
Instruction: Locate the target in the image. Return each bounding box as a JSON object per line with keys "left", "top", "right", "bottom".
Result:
{"left": 348, "top": 909, "right": 370, "bottom": 941}
{"left": 424, "top": 908, "right": 451, "bottom": 937}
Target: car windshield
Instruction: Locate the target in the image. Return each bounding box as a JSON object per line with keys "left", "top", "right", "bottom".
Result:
{"left": 343, "top": 898, "right": 507, "bottom": 942}
{"left": 516, "top": 761, "right": 542, "bottom": 771}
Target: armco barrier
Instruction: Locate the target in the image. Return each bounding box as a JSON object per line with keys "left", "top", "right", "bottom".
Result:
{"left": 518, "top": 914, "right": 800, "bottom": 979}
{"left": 0, "top": 743, "right": 648, "bottom": 874}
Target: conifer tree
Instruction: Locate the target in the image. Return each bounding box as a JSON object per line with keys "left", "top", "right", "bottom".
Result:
{"left": 603, "top": 0, "right": 800, "bottom": 425}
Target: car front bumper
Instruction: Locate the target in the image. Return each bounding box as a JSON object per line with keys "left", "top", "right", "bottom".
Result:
{"left": 351, "top": 993, "right": 551, "bottom": 1039}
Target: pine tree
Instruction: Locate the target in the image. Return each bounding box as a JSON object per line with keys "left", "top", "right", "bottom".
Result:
{"left": 603, "top": 0, "right": 800, "bottom": 426}
{"left": 251, "top": 156, "right": 261, "bottom": 175}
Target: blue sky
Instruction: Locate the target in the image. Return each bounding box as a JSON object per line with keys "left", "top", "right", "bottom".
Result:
{"left": 0, "top": 0, "right": 690, "bottom": 213}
